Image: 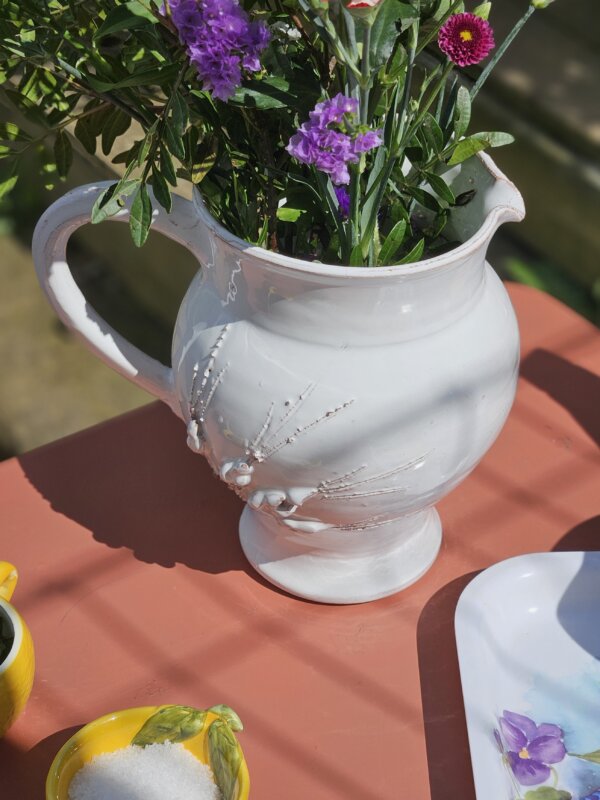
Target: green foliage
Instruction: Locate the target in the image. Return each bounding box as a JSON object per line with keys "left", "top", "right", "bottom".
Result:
{"left": 0, "top": 0, "right": 530, "bottom": 265}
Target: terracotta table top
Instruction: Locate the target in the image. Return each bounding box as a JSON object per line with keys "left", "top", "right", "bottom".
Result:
{"left": 1, "top": 282, "right": 599, "bottom": 799}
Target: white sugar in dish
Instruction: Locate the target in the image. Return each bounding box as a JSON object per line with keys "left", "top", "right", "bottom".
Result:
{"left": 68, "top": 742, "right": 222, "bottom": 800}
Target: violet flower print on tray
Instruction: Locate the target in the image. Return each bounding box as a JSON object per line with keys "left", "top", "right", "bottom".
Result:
{"left": 454, "top": 553, "right": 600, "bottom": 800}
{"left": 492, "top": 700, "right": 600, "bottom": 800}
{"left": 498, "top": 711, "right": 567, "bottom": 787}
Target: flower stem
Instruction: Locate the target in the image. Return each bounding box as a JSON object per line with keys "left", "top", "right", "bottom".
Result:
{"left": 394, "top": 19, "right": 418, "bottom": 147}
{"left": 360, "top": 21, "right": 372, "bottom": 125}
{"left": 470, "top": 4, "right": 535, "bottom": 100}
{"left": 142, "top": 62, "right": 187, "bottom": 182}
{"left": 402, "top": 60, "right": 453, "bottom": 146}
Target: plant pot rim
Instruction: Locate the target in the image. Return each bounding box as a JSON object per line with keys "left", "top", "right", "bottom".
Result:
{"left": 193, "top": 152, "right": 524, "bottom": 279}
{"left": 0, "top": 600, "right": 22, "bottom": 675}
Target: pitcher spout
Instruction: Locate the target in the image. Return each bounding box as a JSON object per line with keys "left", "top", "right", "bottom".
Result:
{"left": 482, "top": 153, "right": 526, "bottom": 227}
{"left": 441, "top": 152, "right": 525, "bottom": 253}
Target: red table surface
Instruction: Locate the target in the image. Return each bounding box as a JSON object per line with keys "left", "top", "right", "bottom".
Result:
{"left": 0, "top": 283, "right": 599, "bottom": 799}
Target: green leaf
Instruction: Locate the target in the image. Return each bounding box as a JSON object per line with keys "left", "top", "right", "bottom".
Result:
{"left": 129, "top": 183, "right": 153, "bottom": 247}
{"left": 406, "top": 186, "right": 442, "bottom": 212}
{"left": 151, "top": 169, "right": 172, "bottom": 213}
{"left": 56, "top": 56, "right": 83, "bottom": 83}
{"left": 94, "top": 1, "right": 157, "bottom": 40}
{"left": 132, "top": 705, "right": 207, "bottom": 747}
{"left": 473, "top": 2, "right": 492, "bottom": 19}
{"left": 231, "top": 77, "right": 294, "bottom": 109}
{"left": 53, "top": 130, "right": 72, "bottom": 178}
{"left": 453, "top": 189, "right": 476, "bottom": 206}
{"left": 74, "top": 117, "right": 96, "bottom": 155}
{"left": 136, "top": 137, "right": 152, "bottom": 168}
{"left": 395, "top": 238, "right": 424, "bottom": 265}
{"left": 477, "top": 131, "right": 515, "bottom": 147}
{"left": 447, "top": 136, "right": 489, "bottom": 165}
{"left": 101, "top": 108, "right": 131, "bottom": 156}
{"left": 422, "top": 113, "right": 444, "bottom": 155}
{"left": 191, "top": 138, "right": 218, "bottom": 184}
{"left": 208, "top": 705, "right": 244, "bottom": 732}
{"left": 91, "top": 179, "right": 138, "bottom": 224}
{"left": 160, "top": 147, "right": 177, "bottom": 186}
{"left": 0, "top": 158, "right": 18, "bottom": 201}
{"left": 349, "top": 243, "right": 364, "bottom": 266}
{"left": 453, "top": 85, "right": 471, "bottom": 139}
{"left": 171, "top": 92, "right": 189, "bottom": 136}
{"left": 360, "top": 144, "right": 389, "bottom": 250}
{"left": 112, "top": 143, "right": 140, "bottom": 165}
{"left": 435, "top": 0, "right": 465, "bottom": 17}
{"left": 370, "top": 1, "right": 415, "bottom": 70}
{"left": 523, "top": 789, "right": 571, "bottom": 800}
{"left": 87, "top": 106, "right": 114, "bottom": 138}
{"left": 571, "top": 748, "right": 600, "bottom": 764}
{"left": 85, "top": 63, "right": 180, "bottom": 93}
{"left": 164, "top": 119, "right": 185, "bottom": 161}
{"left": 208, "top": 719, "right": 243, "bottom": 800}
{"left": 276, "top": 207, "right": 304, "bottom": 222}
{"left": 448, "top": 130, "right": 514, "bottom": 164}
{"left": 0, "top": 122, "right": 29, "bottom": 143}
{"left": 423, "top": 171, "right": 455, "bottom": 205}
{"left": 378, "top": 220, "right": 407, "bottom": 265}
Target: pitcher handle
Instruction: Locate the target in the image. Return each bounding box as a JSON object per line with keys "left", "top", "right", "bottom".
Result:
{"left": 0, "top": 562, "right": 18, "bottom": 603}
{"left": 31, "top": 182, "right": 205, "bottom": 416}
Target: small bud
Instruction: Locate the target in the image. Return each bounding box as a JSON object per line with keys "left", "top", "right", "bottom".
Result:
{"left": 531, "top": 0, "right": 555, "bottom": 7}
{"left": 344, "top": 0, "right": 385, "bottom": 19}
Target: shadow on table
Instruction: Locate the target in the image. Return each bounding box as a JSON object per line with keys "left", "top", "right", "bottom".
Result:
{"left": 521, "top": 349, "right": 600, "bottom": 447}
{"left": 18, "top": 404, "right": 255, "bottom": 578}
{"left": 417, "top": 571, "right": 480, "bottom": 800}
{"left": 0, "top": 725, "right": 80, "bottom": 795}
{"left": 552, "top": 515, "right": 600, "bottom": 551}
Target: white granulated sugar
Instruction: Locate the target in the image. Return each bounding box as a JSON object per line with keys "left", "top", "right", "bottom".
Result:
{"left": 68, "top": 742, "right": 222, "bottom": 800}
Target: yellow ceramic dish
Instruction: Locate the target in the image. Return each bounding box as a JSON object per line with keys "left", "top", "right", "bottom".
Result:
{"left": 0, "top": 561, "right": 35, "bottom": 737}
{"left": 46, "top": 705, "right": 251, "bottom": 800}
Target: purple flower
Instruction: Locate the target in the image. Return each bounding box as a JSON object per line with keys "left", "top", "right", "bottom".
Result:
{"left": 287, "top": 94, "right": 382, "bottom": 186}
{"left": 310, "top": 94, "right": 359, "bottom": 127}
{"left": 334, "top": 186, "right": 351, "bottom": 219}
{"left": 583, "top": 793, "right": 600, "bottom": 800}
{"left": 354, "top": 130, "right": 383, "bottom": 152}
{"left": 167, "top": 0, "right": 270, "bottom": 101}
{"left": 438, "top": 12, "right": 495, "bottom": 67}
{"left": 498, "top": 711, "right": 566, "bottom": 787}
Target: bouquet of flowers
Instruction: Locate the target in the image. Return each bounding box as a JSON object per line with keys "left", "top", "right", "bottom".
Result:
{"left": 0, "top": 0, "right": 554, "bottom": 266}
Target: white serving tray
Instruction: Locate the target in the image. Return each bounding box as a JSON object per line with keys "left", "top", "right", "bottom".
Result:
{"left": 455, "top": 552, "right": 600, "bottom": 800}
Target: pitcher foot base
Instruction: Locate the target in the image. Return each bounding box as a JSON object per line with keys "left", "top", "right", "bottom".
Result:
{"left": 239, "top": 506, "right": 442, "bottom": 604}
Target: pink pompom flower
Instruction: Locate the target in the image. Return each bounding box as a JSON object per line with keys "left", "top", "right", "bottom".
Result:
{"left": 438, "top": 12, "right": 495, "bottom": 67}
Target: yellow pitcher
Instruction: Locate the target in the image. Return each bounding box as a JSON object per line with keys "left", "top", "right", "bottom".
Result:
{"left": 0, "top": 561, "right": 35, "bottom": 736}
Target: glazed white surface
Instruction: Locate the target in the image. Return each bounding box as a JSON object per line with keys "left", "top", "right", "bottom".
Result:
{"left": 32, "top": 155, "right": 524, "bottom": 603}
{"left": 456, "top": 552, "right": 600, "bottom": 799}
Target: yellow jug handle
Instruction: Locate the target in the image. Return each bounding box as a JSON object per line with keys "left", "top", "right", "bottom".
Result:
{"left": 0, "top": 562, "right": 18, "bottom": 602}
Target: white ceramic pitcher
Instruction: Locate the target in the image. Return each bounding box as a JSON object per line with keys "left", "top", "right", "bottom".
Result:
{"left": 32, "top": 153, "right": 524, "bottom": 604}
